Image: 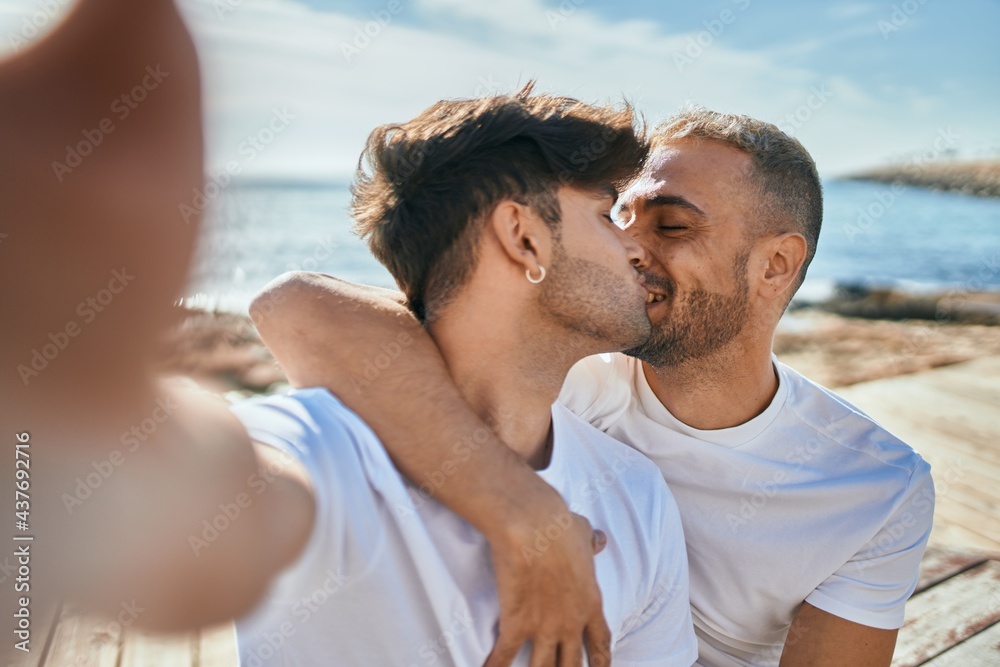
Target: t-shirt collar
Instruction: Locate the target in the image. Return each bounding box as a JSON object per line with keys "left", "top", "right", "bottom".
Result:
{"left": 633, "top": 354, "right": 789, "bottom": 448}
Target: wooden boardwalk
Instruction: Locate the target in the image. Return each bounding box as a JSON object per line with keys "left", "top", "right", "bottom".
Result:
{"left": 14, "top": 356, "right": 1000, "bottom": 665}
{"left": 8, "top": 605, "right": 237, "bottom": 667}
{"left": 838, "top": 355, "right": 1000, "bottom": 664}
{"left": 837, "top": 355, "right": 1000, "bottom": 553}
{"left": 894, "top": 545, "right": 1000, "bottom": 665}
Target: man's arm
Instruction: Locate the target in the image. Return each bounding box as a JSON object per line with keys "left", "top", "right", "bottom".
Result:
{"left": 252, "top": 271, "right": 612, "bottom": 667}
{"left": 0, "top": 0, "right": 314, "bottom": 632}
{"left": 780, "top": 459, "right": 932, "bottom": 666}
{"left": 780, "top": 603, "right": 898, "bottom": 667}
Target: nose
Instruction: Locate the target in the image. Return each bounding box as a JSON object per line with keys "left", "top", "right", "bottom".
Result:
{"left": 617, "top": 226, "right": 649, "bottom": 270}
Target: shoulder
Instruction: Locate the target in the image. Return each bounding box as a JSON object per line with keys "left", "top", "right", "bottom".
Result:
{"left": 230, "top": 387, "right": 397, "bottom": 501}
{"left": 552, "top": 403, "right": 680, "bottom": 531}
{"left": 779, "top": 362, "right": 928, "bottom": 475}
{"left": 777, "top": 360, "right": 936, "bottom": 517}
{"left": 559, "top": 353, "right": 636, "bottom": 424}
{"left": 231, "top": 387, "right": 375, "bottom": 454}
{"left": 554, "top": 402, "right": 666, "bottom": 484}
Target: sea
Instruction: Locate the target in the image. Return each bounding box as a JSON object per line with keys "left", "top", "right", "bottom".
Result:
{"left": 185, "top": 179, "right": 1000, "bottom": 313}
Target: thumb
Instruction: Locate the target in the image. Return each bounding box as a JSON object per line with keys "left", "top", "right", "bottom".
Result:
{"left": 592, "top": 529, "right": 607, "bottom": 555}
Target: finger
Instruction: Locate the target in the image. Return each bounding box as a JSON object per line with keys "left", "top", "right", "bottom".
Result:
{"left": 484, "top": 632, "right": 525, "bottom": 667}
{"left": 528, "top": 637, "right": 559, "bottom": 667}
{"left": 583, "top": 614, "right": 613, "bottom": 667}
{"left": 558, "top": 638, "right": 584, "bottom": 667}
{"left": 591, "top": 529, "right": 607, "bottom": 555}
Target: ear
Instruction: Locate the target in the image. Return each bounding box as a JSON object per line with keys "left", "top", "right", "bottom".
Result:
{"left": 487, "top": 200, "right": 552, "bottom": 277}
{"left": 759, "top": 232, "right": 807, "bottom": 300}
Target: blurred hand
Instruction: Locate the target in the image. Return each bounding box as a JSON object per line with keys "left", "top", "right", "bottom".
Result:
{"left": 484, "top": 503, "right": 611, "bottom": 667}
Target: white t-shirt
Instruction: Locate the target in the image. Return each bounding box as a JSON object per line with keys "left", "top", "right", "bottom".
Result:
{"left": 231, "top": 388, "right": 698, "bottom": 667}
{"left": 558, "top": 354, "right": 934, "bottom": 667}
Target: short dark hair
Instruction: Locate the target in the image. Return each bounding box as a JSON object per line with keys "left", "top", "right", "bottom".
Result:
{"left": 653, "top": 107, "right": 823, "bottom": 293}
{"left": 352, "top": 83, "right": 649, "bottom": 322}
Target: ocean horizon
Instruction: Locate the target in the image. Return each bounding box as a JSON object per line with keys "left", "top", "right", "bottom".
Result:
{"left": 185, "top": 178, "right": 1000, "bottom": 313}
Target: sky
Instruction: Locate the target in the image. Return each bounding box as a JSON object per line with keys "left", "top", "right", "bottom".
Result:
{"left": 2, "top": 0, "right": 998, "bottom": 181}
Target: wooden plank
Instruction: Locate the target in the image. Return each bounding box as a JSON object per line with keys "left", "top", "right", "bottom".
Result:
{"left": 916, "top": 545, "right": 989, "bottom": 593}
{"left": 119, "top": 628, "right": 196, "bottom": 667}
{"left": 41, "top": 608, "right": 120, "bottom": 667}
{"left": 892, "top": 560, "right": 1000, "bottom": 666}
{"left": 919, "top": 621, "right": 1000, "bottom": 666}
{"left": 928, "top": 522, "right": 1000, "bottom": 555}
{"left": 197, "top": 624, "right": 238, "bottom": 666}
{"left": 927, "top": 371, "right": 1000, "bottom": 407}
{"left": 841, "top": 371, "right": 1000, "bottom": 430}
{"left": 931, "top": 496, "right": 1000, "bottom": 553}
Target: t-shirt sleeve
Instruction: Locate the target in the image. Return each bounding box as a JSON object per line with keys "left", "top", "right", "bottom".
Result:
{"left": 614, "top": 489, "right": 699, "bottom": 666}
{"left": 805, "top": 458, "right": 935, "bottom": 629}
{"left": 558, "top": 353, "right": 630, "bottom": 427}
{"left": 230, "top": 388, "right": 373, "bottom": 563}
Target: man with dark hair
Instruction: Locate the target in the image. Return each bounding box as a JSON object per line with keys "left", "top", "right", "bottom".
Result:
{"left": 232, "top": 87, "right": 698, "bottom": 666}
{"left": 258, "top": 107, "right": 932, "bottom": 666}
{"left": 0, "top": 1, "right": 696, "bottom": 662}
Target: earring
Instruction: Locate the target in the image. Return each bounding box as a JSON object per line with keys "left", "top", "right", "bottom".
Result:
{"left": 526, "top": 266, "right": 546, "bottom": 284}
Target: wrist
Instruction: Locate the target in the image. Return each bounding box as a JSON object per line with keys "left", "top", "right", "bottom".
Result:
{"left": 477, "top": 466, "right": 569, "bottom": 552}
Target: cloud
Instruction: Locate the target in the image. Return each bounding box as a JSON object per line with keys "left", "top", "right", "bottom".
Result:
{"left": 1, "top": 0, "right": 995, "bottom": 178}
{"left": 173, "top": 0, "right": 848, "bottom": 178}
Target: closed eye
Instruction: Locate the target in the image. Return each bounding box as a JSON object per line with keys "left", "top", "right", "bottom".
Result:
{"left": 658, "top": 226, "right": 687, "bottom": 231}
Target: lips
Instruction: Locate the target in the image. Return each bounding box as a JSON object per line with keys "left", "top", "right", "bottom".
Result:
{"left": 645, "top": 290, "right": 667, "bottom": 304}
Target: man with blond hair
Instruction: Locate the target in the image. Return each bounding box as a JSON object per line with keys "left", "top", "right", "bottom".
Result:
{"left": 258, "top": 107, "right": 933, "bottom": 666}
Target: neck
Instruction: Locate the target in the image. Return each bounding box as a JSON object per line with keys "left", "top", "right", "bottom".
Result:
{"left": 642, "top": 332, "right": 778, "bottom": 431}
{"left": 428, "top": 297, "right": 581, "bottom": 470}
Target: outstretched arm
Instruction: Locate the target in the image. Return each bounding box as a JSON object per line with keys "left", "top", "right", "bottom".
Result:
{"left": 1, "top": 0, "right": 314, "bottom": 633}
{"left": 252, "top": 271, "right": 613, "bottom": 667}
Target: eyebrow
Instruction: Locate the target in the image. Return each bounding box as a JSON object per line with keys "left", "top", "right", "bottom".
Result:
{"left": 620, "top": 193, "right": 705, "bottom": 217}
